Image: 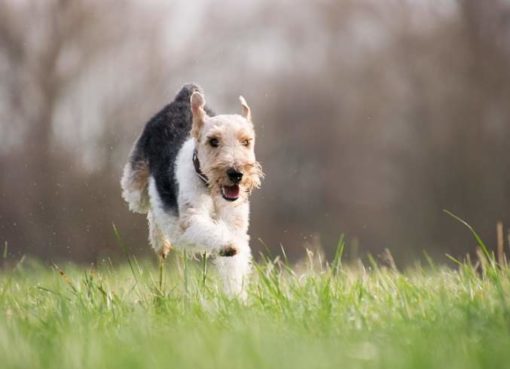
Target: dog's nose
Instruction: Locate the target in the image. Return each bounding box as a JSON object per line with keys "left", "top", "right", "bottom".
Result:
{"left": 227, "top": 168, "right": 243, "bottom": 184}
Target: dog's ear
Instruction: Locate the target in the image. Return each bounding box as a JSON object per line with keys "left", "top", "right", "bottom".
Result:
{"left": 239, "top": 96, "right": 251, "bottom": 122}
{"left": 191, "top": 92, "right": 206, "bottom": 139}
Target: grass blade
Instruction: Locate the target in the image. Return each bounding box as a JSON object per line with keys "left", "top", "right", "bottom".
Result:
{"left": 443, "top": 209, "right": 493, "bottom": 263}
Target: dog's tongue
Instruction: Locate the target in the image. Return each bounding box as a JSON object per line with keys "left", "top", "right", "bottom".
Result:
{"left": 223, "top": 185, "right": 240, "bottom": 199}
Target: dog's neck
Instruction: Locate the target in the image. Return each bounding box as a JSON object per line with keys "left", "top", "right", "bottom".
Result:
{"left": 192, "top": 149, "right": 209, "bottom": 185}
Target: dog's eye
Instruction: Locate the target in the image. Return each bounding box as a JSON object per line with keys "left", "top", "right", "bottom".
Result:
{"left": 209, "top": 138, "right": 219, "bottom": 147}
{"left": 241, "top": 139, "right": 250, "bottom": 147}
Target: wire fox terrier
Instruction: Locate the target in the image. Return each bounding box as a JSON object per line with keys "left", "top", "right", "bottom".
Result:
{"left": 121, "top": 84, "right": 262, "bottom": 297}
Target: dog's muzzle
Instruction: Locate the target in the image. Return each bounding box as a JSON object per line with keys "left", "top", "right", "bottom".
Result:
{"left": 221, "top": 168, "right": 243, "bottom": 201}
{"left": 227, "top": 168, "right": 243, "bottom": 184}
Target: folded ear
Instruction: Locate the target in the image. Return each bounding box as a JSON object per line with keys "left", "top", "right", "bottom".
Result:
{"left": 239, "top": 96, "right": 251, "bottom": 121}
{"left": 191, "top": 92, "right": 206, "bottom": 139}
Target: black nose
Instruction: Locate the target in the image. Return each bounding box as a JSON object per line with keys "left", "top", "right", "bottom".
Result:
{"left": 227, "top": 168, "right": 243, "bottom": 184}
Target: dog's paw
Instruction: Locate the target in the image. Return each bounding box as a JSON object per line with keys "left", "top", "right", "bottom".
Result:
{"left": 219, "top": 245, "right": 238, "bottom": 257}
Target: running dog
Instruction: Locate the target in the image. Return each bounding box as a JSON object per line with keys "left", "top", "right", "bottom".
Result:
{"left": 121, "top": 84, "right": 262, "bottom": 297}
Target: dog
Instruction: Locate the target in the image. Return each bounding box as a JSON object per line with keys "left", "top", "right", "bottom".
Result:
{"left": 121, "top": 84, "right": 262, "bottom": 297}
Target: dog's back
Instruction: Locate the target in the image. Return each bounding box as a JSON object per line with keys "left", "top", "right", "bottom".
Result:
{"left": 121, "top": 83, "right": 210, "bottom": 214}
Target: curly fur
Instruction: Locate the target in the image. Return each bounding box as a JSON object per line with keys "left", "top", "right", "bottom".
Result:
{"left": 121, "top": 83, "right": 262, "bottom": 298}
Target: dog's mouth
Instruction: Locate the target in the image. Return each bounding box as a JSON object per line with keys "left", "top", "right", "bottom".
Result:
{"left": 221, "top": 185, "right": 240, "bottom": 201}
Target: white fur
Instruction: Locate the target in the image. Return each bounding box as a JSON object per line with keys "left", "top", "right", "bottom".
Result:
{"left": 148, "top": 138, "right": 252, "bottom": 297}
{"left": 123, "top": 91, "right": 260, "bottom": 298}
{"left": 147, "top": 177, "right": 177, "bottom": 253}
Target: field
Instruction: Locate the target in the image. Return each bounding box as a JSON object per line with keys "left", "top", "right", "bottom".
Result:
{"left": 2, "top": 246, "right": 510, "bottom": 369}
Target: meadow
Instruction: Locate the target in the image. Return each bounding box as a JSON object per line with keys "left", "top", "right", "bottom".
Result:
{"left": 2, "top": 235, "right": 510, "bottom": 369}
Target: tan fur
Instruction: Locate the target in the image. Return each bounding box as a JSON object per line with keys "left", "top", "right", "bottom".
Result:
{"left": 190, "top": 93, "right": 263, "bottom": 206}
{"left": 131, "top": 161, "right": 150, "bottom": 191}
{"left": 186, "top": 93, "right": 262, "bottom": 260}
{"left": 239, "top": 96, "right": 251, "bottom": 121}
{"left": 121, "top": 159, "right": 150, "bottom": 213}
{"left": 191, "top": 92, "right": 206, "bottom": 139}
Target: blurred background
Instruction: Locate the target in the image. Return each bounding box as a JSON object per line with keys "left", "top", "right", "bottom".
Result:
{"left": 1, "top": 0, "right": 510, "bottom": 265}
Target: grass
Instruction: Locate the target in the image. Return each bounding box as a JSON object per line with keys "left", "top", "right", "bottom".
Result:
{"left": 1, "top": 246, "right": 510, "bottom": 369}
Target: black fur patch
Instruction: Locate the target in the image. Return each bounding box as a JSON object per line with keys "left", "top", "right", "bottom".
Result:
{"left": 128, "top": 83, "right": 214, "bottom": 214}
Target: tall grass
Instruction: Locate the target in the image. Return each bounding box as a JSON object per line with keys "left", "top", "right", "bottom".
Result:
{"left": 1, "top": 243, "right": 510, "bottom": 369}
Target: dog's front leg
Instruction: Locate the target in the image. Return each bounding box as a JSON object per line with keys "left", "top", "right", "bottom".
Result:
{"left": 214, "top": 237, "right": 251, "bottom": 299}
{"left": 177, "top": 212, "right": 236, "bottom": 255}
{"left": 211, "top": 201, "right": 252, "bottom": 298}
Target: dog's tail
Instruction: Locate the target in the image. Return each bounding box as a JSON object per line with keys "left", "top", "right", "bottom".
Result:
{"left": 174, "top": 83, "right": 203, "bottom": 103}
{"left": 174, "top": 83, "right": 215, "bottom": 116}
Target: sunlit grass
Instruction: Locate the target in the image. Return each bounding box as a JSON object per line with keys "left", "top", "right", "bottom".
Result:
{"left": 1, "top": 244, "right": 510, "bottom": 369}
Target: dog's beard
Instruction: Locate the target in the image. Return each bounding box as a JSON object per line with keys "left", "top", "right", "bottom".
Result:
{"left": 206, "top": 162, "right": 263, "bottom": 202}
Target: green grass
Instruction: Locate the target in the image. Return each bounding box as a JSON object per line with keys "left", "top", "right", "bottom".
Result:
{"left": 1, "top": 250, "right": 510, "bottom": 369}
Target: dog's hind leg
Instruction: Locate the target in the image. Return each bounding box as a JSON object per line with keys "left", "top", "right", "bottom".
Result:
{"left": 148, "top": 210, "right": 172, "bottom": 258}
{"left": 148, "top": 210, "right": 172, "bottom": 290}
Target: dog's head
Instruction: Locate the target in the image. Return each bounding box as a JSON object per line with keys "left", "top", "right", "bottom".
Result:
{"left": 190, "top": 91, "right": 262, "bottom": 202}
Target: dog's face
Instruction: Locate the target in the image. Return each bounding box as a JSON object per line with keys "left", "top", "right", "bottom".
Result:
{"left": 191, "top": 92, "right": 262, "bottom": 202}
